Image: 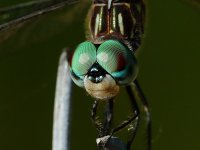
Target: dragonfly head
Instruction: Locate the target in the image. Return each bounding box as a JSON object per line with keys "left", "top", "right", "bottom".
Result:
{"left": 69, "top": 40, "right": 138, "bottom": 100}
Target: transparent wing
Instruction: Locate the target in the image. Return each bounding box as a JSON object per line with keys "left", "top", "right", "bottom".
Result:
{"left": 0, "top": 0, "right": 90, "bottom": 46}
{"left": 0, "top": 0, "right": 81, "bottom": 45}
{"left": 0, "top": 0, "right": 78, "bottom": 31}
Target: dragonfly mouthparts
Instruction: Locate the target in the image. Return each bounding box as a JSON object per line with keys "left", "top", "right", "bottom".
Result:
{"left": 87, "top": 63, "right": 107, "bottom": 83}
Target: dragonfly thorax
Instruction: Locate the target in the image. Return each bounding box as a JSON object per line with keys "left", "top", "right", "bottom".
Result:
{"left": 87, "top": 0, "right": 144, "bottom": 52}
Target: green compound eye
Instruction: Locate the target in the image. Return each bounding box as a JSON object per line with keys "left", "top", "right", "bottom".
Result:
{"left": 71, "top": 41, "right": 97, "bottom": 76}
{"left": 97, "top": 40, "right": 128, "bottom": 73}
{"left": 97, "top": 40, "right": 138, "bottom": 85}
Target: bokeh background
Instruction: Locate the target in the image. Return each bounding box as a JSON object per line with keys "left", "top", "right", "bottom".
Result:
{"left": 0, "top": 0, "right": 200, "bottom": 150}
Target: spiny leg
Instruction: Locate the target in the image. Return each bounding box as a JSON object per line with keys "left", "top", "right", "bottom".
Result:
{"left": 125, "top": 85, "right": 140, "bottom": 149}
{"left": 91, "top": 99, "right": 103, "bottom": 135}
{"left": 90, "top": 99, "right": 114, "bottom": 137}
{"left": 126, "top": 80, "right": 151, "bottom": 150}
{"left": 91, "top": 99, "right": 115, "bottom": 149}
{"left": 91, "top": 99, "right": 99, "bottom": 120}
{"left": 133, "top": 80, "right": 151, "bottom": 150}
{"left": 103, "top": 99, "right": 114, "bottom": 136}
{"left": 97, "top": 98, "right": 138, "bottom": 150}
{"left": 97, "top": 99, "right": 114, "bottom": 149}
{"left": 107, "top": 88, "right": 139, "bottom": 149}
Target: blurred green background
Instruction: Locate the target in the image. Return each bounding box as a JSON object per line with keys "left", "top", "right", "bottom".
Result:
{"left": 0, "top": 0, "right": 200, "bottom": 150}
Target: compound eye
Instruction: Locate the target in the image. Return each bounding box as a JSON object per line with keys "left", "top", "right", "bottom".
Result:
{"left": 71, "top": 41, "right": 97, "bottom": 76}
{"left": 97, "top": 40, "right": 128, "bottom": 73}
{"left": 97, "top": 40, "right": 138, "bottom": 85}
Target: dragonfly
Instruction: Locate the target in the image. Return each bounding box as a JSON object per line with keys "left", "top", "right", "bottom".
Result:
{"left": 0, "top": 0, "right": 198, "bottom": 150}
{"left": 67, "top": 0, "right": 151, "bottom": 150}
{"left": 66, "top": 0, "right": 152, "bottom": 148}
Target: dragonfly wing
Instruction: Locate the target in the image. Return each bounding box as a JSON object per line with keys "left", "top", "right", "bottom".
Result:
{"left": 0, "top": 0, "right": 78, "bottom": 32}
{"left": 0, "top": 0, "right": 90, "bottom": 46}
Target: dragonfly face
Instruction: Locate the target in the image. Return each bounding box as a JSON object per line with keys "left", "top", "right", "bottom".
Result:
{"left": 69, "top": 40, "right": 138, "bottom": 99}
{"left": 69, "top": 0, "right": 144, "bottom": 100}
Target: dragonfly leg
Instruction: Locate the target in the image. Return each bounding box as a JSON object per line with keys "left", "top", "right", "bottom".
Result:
{"left": 91, "top": 99, "right": 114, "bottom": 136}
{"left": 125, "top": 85, "right": 140, "bottom": 149}
{"left": 91, "top": 99, "right": 103, "bottom": 135}
{"left": 115, "top": 79, "right": 151, "bottom": 150}
{"left": 126, "top": 80, "right": 151, "bottom": 150}
{"left": 110, "top": 108, "right": 139, "bottom": 135}
{"left": 96, "top": 99, "right": 114, "bottom": 149}
{"left": 133, "top": 80, "right": 151, "bottom": 150}
{"left": 103, "top": 99, "right": 114, "bottom": 136}
{"left": 107, "top": 91, "right": 139, "bottom": 150}
{"left": 91, "top": 99, "right": 115, "bottom": 149}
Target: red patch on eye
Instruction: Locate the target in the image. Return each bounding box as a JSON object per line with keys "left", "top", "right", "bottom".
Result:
{"left": 117, "top": 54, "right": 126, "bottom": 71}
